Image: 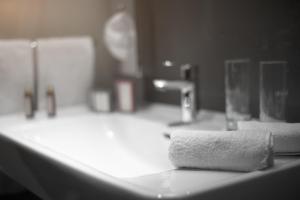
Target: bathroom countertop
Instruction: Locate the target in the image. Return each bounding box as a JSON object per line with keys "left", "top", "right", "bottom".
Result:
{"left": 0, "top": 104, "right": 299, "bottom": 200}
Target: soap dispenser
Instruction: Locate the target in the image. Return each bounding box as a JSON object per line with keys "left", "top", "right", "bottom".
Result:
{"left": 46, "top": 86, "right": 56, "bottom": 117}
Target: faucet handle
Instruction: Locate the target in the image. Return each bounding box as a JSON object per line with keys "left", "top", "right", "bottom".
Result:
{"left": 162, "top": 60, "right": 197, "bottom": 82}
{"left": 180, "top": 64, "right": 194, "bottom": 81}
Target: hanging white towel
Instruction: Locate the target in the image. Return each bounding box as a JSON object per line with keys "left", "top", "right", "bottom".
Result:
{"left": 37, "top": 37, "right": 95, "bottom": 109}
{"left": 0, "top": 40, "right": 34, "bottom": 115}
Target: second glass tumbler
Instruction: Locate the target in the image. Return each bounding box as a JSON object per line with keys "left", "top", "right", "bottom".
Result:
{"left": 225, "top": 59, "right": 251, "bottom": 130}
{"left": 259, "top": 61, "right": 288, "bottom": 122}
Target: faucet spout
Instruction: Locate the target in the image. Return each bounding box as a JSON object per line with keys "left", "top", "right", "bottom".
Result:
{"left": 153, "top": 79, "right": 196, "bottom": 124}
{"left": 153, "top": 80, "right": 193, "bottom": 91}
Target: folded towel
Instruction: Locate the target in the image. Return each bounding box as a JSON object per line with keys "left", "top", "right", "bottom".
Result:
{"left": 237, "top": 121, "right": 300, "bottom": 154}
{"left": 169, "top": 130, "right": 273, "bottom": 172}
{"left": 37, "top": 37, "right": 95, "bottom": 109}
{"left": 0, "top": 40, "right": 34, "bottom": 115}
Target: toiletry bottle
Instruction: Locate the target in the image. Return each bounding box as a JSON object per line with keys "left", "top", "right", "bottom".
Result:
{"left": 46, "top": 86, "right": 56, "bottom": 117}
{"left": 24, "top": 89, "right": 34, "bottom": 118}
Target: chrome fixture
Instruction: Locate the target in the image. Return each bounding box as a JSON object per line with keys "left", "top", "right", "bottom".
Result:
{"left": 46, "top": 85, "right": 56, "bottom": 117}
{"left": 153, "top": 80, "right": 195, "bottom": 124}
{"left": 30, "top": 40, "right": 39, "bottom": 111}
{"left": 153, "top": 60, "right": 197, "bottom": 125}
{"left": 24, "top": 88, "right": 34, "bottom": 119}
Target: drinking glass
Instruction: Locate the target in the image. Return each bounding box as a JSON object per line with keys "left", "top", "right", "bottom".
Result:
{"left": 259, "top": 61, "right": 288, "bottom": 122}
{"left": 225, "top": 59, "right": 251, "bottom": 130}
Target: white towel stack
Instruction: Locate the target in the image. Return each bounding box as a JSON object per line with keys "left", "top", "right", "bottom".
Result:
{"left": 0, "top": 40, "right": 34, "bottom": 115}
{"left": 238, "top": 121, "right": 300, "bottom": 154}
{"left": 37, "top": 37, "right": 95, "bottom": 109}
{"left": 169, "top": 130, "right": 273, "bottom": 172}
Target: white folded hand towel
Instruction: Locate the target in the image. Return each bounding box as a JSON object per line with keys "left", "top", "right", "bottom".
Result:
{"left": 169, "top": 130, "right": 273, "bottom": 172}
{"left": 238, "top": 121, "right": 300, "bottom": 154}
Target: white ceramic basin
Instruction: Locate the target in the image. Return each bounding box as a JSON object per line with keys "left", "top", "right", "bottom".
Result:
{"left": 0, "top": 104, "right": 300, "bottom": 200}
{"left": 18, "top": 113, "right": 173, "bottom": 178}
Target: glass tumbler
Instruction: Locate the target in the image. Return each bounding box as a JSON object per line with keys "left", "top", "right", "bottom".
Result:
{"left": 225, "top": 59, "right": 251, "bottom": 130}
{"left": 259, "top": 61, "right": 288, "bottom": 122}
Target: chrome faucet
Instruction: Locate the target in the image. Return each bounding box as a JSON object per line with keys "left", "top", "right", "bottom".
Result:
{"left": 30, "top": 40, "right": 39, "bottom": 111}
{"left": 153, "top": 61, "right": 197, "bottom": 125}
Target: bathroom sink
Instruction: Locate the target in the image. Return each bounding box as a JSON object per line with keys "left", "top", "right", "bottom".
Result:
{"left": 0, "top": 104, "right": 299, "bottom": 200}
{"left": 14, "top": 113, "right": 174, "bottom": 178}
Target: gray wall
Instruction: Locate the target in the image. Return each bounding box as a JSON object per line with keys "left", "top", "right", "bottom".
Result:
{"left": 136, "top": 0, "right": 300, "bottom": 121}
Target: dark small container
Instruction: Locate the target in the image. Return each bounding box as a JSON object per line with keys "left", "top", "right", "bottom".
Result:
{"left": 24, "top": 89, "right": 34, "bottom": 119}
{"left": 47, "top": 86, "right": 56, "bottom": 117}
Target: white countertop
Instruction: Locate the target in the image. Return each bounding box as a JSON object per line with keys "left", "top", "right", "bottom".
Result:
{"left": 0, "top": 104, "right": 299, "bottom": 200}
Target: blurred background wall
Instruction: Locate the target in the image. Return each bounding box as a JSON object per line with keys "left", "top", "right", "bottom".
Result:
{"left": 136, "top": 0, "right": 300, "bottom": 121}
{"left": 2, "top": 0, "right": 299, "bottom": 120}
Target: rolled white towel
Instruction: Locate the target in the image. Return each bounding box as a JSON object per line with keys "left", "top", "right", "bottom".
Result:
{"left": 169, "top": 130, "right": 273, "bottom": 172}
{"left": 237, "top": 121, "right": 300, "bottom": 154}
